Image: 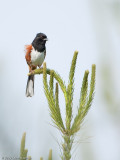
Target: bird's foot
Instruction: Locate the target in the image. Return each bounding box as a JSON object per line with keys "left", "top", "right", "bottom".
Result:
{"left": 30, "top": 70, "right": 34, "bottom": 75}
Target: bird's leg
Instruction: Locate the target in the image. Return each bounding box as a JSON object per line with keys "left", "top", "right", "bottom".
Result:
{"left": 29, "top": 65, "right": 36, "bottom": 74}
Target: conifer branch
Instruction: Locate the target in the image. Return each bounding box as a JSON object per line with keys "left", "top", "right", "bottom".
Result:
{"left": 20, "top": 133, "right": 53, "bottom": 160}
{"left": 48, "top": 149, "right": 52, "bottom": 160}
{"left": 55, "top": 83, "right": 65, "bottom": 130}
{"left": 71, "top": 70, "right": 89, "bottom": 134}
{"left": 81, "top": 64, "right": 96, "bottom": 119}
{"left": 20, "top": 132, "right": 29, "bottom": 160}
{"left": 43, "top": 63, "right": 65, "bottom": 132}
{"left": 49, "top": 70, "right": 54, "bottom": 98}
{"left": 55, "top": 83, "right": 59, "bottom": 107}
{"left": 29, "top": 67, "right": 68, "bottom": 107}
{"left": 27, "top": 52, "right": 96, "bottom": 160}
{"left": 28, "top": 156, "right": 32, "bottom": 160}
{"left": 66, "top": 51, "right": 78, "bottom": 130}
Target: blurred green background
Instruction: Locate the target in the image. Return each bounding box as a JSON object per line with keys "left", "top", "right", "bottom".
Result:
{"left": 0, "top": 0, "right": 120, "bottom": 159}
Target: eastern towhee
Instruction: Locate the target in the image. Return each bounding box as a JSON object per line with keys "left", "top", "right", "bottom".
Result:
{"left": 25, "top": 33, "right": 48, "bottom": 97}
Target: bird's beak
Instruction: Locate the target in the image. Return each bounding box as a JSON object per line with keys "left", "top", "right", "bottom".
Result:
{"left": 44, "top": 38, "right": 48, "bottom": 41}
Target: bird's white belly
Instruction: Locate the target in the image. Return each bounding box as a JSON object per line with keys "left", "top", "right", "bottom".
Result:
{"left": 31, "top": 48, "right": 45, "bottom": 67}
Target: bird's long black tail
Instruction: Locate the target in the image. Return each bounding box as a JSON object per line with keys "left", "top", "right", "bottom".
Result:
{"left": 26, "top": 75, "right": 34, "bottom": 97}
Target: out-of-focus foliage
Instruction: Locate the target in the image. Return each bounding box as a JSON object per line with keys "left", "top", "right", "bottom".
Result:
{"left": 20, "top": 133, "right": 52, "bottom": 160}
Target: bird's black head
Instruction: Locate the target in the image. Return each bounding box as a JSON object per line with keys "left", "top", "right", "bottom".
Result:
{"left": 32, "top": 33, "right": 48, "bottom": 52}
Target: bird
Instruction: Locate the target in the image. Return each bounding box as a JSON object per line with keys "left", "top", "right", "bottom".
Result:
{"left": 25, "top": 33, "right": 48, "bottom": 97}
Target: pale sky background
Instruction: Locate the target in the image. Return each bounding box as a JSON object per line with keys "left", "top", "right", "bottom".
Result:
{"left": 0, "top": 0, "right": 120, "bottom": 160}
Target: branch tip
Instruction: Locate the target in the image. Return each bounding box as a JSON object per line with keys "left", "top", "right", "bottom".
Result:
{"left": 74, "top": 50, "right": 79, "bottom": 54}
{"left": 85, "top": 70, "right": 89, "bottom": 74}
